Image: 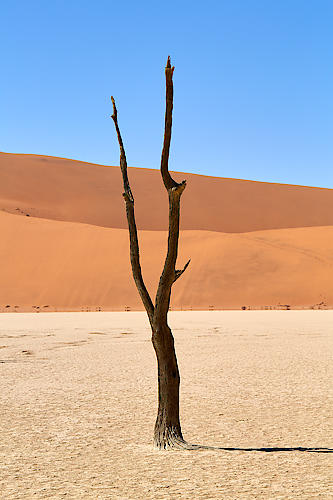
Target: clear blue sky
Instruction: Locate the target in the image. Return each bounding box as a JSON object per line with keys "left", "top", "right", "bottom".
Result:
{"left": 1, "top": 0, "right": 333, "bottom": 187}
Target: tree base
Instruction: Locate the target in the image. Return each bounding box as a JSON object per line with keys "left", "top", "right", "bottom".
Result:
{"left": 153, "top": 425, "right": 203, "bottom": 450}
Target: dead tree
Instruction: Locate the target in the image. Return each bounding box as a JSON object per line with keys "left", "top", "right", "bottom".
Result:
{"left": 111, "top": 57, "right": 192, "bottom": 449}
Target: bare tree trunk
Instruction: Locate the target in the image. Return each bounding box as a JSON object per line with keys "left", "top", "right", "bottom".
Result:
{"left": 152, "top": 322, "right": 184, "bottom": 447}
{"left": 111, "top": 56, "right": 190, "bottom": 449}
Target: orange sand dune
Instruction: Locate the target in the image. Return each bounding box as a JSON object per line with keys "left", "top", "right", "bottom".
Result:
{"left": 1, "top": 152, "right": 333, "bottom": 233}
{"left": 1, "top": 211, "right": 332, "bottom": 311}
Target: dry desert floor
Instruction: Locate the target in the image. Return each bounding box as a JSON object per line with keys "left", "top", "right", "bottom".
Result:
{"left": 1, "top": 311, "right": 332, "bottom": 499}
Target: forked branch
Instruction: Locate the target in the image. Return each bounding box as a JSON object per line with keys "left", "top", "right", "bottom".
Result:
{"left": 112, "top": 57, "right": 194, "bottom": 450}
{"left": 111, "top": 97, "right": 154, "bottom": 325}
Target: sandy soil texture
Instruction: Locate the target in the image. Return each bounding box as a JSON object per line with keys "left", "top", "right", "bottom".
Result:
{"left": 1, "top": 311, "right": 332, "bottom": 499}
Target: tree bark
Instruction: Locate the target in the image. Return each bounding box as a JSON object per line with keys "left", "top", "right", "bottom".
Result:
{"left": 152, "top": 324, "right": 183, "bottom": 447}
{"left": 111, "top": 57, "right": 190, "bottom": 449}
{"left": 152, "top": 182, "right": 187, "bottom": 448}
{"left": 111, "top": 97, "right": 154, "bottom": 327}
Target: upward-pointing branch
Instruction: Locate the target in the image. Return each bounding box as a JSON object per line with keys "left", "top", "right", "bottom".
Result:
{"left": 111, "top": 97, "right": 154, "bottom": 326}
{"left": 111, "top": 97, "right": 133, "bottom": 201}
{"left": 160, "top": 56, "right": 179, "bottom": 190}
{"left": 154, "top": 57, "right": 189, "bottom": 327}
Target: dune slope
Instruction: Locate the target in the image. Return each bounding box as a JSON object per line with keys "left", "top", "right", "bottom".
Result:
{"left": 1, "top": 152, "right": 333, "bottom": 232}
{"left": 1, "top": 152, "right": 333, "bottom": 310}
{"left": 1, "top": 211, "right": 332, "bottom": 311}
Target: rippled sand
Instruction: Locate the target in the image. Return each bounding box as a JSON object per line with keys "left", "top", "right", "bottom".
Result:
{"left": 1, "top": 311, "right": 332, "bottom": 499}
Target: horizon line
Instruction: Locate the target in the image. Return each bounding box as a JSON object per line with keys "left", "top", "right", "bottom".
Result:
{"left": 1, "top": 150, "right": 332, "bottom": 191}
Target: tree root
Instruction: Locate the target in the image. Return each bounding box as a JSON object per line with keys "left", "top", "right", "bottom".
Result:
{"left": 154, "top": 426, "right": 213, "bottom": 450}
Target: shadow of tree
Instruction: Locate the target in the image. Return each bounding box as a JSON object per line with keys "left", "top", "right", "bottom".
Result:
{"left": 215, "top": 446, "right": 332, "bottom": 453}
{"left": 185, "top": 444, "right": 332, "bottom": 453}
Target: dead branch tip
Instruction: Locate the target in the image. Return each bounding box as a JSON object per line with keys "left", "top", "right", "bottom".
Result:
{"left": 111, "top": 96, "right": 117, "bottom": 120}
{"left": 166, "top": 56, "right": 174, "bottom": 74}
